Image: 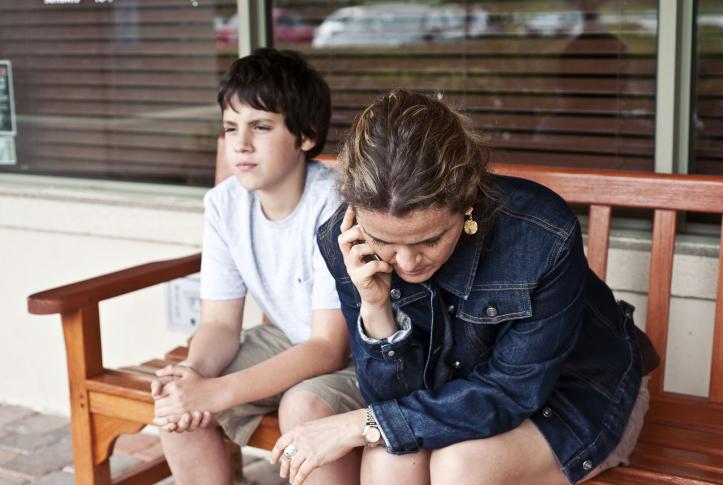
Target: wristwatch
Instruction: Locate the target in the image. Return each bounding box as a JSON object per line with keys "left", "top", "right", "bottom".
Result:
{"left": 363, "top": 407, "right": 383, "bottom": 447}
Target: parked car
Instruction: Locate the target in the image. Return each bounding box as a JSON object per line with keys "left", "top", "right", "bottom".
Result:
{"left": 425, "top": 4, "right": 489, "bottom": 41}
{"left": 520, "top": 10, "right": 584, "bottom": 37}
{"left": 312, "top": 3, "right": 431, "bottom": 48}
{"left": 215, "top": 8, "right": 315, "bottom": 48}
{"left": 312, "top": 3, "right": 491, "bottom": 48}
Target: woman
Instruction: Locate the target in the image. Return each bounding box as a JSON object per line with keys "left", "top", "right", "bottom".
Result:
{"left": 270, "top": 89, "right": 657, "bottom": 485}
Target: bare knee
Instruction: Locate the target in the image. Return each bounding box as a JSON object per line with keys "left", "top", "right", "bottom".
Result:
{"left": 429, "top": 421, "right": 567, "bottom": 485}
{"left": 430, "top": 441, "right": 495, "bottom": 485}
{"left": 278, "top": 391, "right": 334, "bottom": 432}
{"left": 362, "top": 446, "right": 430, "bottom": 485}
{"left": 159, "top": 426, "right": 231, "bottom": 485}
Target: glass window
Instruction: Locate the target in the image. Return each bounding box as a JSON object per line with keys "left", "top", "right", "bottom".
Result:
{"left": 692, "top": 0, "right": 723, "bottom": 176}
{"left": 0, "top": 1, "right": 239, "bottom": 186}
{"left": 275, "top": 0, "right": 657, "bottom": 171}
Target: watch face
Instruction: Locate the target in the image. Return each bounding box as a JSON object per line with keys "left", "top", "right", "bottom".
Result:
{"left": 364, "top": 425, "right": 381, "bottom": 444}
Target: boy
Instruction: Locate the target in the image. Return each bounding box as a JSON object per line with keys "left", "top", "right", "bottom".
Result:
{"left": 151, "top": 48, "right": 365, "bottom": 485}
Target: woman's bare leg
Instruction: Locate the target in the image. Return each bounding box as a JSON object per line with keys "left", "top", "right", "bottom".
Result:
{"left": 429, "top": 419, "right": 567, "bottom": 485}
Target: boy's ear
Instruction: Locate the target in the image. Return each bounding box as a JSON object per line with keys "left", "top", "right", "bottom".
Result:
{"left": 300, "top": 137, "right": 316, "bottom": 153}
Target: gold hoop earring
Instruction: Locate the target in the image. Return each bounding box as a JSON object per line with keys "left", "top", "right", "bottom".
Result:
{"left": 463, "top": 207, "right": 478, "bottom": 235}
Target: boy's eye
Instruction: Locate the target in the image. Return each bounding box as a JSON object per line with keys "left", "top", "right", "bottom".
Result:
{"left": 369, "top": 238, "right": 386, "bottom": 247}
{"left": 424, "top": 239, "right": 440, "bottom": 248}
{"left": 224, "top": 127, "right": 235, "bottom": 133}
{"left": 254, "top": 124, "right": 271, "bottom": 131}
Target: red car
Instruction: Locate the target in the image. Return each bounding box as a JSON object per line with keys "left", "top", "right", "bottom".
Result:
{"left": 216, "top": 8, "right": 315, "bottom": 48}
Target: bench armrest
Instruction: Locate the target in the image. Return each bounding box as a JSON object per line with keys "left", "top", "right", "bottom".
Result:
{"left": 28, "top": 253, "right": 201, "bottom": 315}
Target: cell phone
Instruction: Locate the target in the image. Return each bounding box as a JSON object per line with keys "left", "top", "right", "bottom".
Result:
{"left": 363, "top": 253, "right": 382, "bottom": 263}
{"left": 352, "top": 217, "right": 382, "bottom": 263}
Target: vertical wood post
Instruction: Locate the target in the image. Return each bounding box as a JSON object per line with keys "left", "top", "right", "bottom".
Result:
{"left": 61, "top": 304, "right": 111, "bottom": 485}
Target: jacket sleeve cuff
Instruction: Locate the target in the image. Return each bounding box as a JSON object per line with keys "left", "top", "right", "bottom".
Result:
{"left": 356, "top": 309, "right": 413, "bottom": 360}
{"left": 357, "top": 309, "right": 412, "bottom": 345}
{"left": 370, "top": 400, "right": 419, "bottom": 454}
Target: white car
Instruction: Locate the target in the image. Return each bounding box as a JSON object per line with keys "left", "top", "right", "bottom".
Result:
{"left": 312, "top": 3, "right": 432, "bottom": 48}
{"left": 425, "top": 5, "right": 489, "bottom": 41}
{"left": 313, "top": 3, "right": 491, "bottom": 48}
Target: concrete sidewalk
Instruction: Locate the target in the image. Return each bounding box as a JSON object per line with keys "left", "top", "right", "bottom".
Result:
{"left": 0, "top": 403, "right": 285, "bottom": 484}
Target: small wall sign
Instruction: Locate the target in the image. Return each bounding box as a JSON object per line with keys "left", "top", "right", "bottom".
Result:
{"left": 0, "top": 60, "right": 16, "bottom": 136}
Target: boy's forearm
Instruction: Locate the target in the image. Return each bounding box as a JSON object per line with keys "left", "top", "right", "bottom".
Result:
{"left": 217, "top": 338, "right": 347, "bottom": 409}
{"left": 185, "top": 323, "right": 241, "bottom": 378}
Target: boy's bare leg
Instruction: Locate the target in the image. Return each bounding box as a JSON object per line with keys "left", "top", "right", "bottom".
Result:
{"left": 361, "top": 447, "right": 431, "bottom": 485}
{"left": 160, "top": 424, "right": 232, "bottom": 485}
{"left": 278, "top": 391, "right": 361, "bottom": 485}
{"left": 428, "top": 419, "right": 567, "bottom": 485}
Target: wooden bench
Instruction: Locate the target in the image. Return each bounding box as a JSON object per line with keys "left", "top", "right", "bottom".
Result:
{"left": 27, "top": 164, "right": 723, "bottom": 484}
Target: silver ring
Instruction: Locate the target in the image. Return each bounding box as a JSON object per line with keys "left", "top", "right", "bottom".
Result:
{"left": 283, "top": 443, "right": 298, "bottom": 460}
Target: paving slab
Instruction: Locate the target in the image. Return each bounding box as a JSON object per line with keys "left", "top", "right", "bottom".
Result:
{"left": 0, "top": 450, "right": 18, "bottom": 466}
{"left": 0, "top": 468, "right": 27, "bottom": 485}
{"left": 32, "top": 471, "right": 75, "bottom": 485}
{"left": 1, "top": 440, "right": 73, "bottom": 479}
{"left": 49, "top": 426, "right": 71, "bottom": 444}
{"left": 0, "top": 431, "right": 59, "bottom": 454}
{"left": 242, "top": 458, "right": 285, "bottom": 485}
{"left": 109, "top": 453, "right": 144, "bottom": 479}
{"left": 0, "top": 407, "right": 35, "bottom": 429}
{"left": 3, "top": 415, "right": 68, "bottom": 436}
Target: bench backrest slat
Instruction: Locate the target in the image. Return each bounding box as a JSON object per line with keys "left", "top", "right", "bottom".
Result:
{"left": 645, "top": 209, "right": 677, "bottom": 394}
{"left": 711, "top": 219, "right": 723, "bottom": 403}
{"left": 586, "top": 204, "right": 611, "bottom": 280}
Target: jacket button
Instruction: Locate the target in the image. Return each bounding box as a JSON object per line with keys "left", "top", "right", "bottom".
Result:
{"left": 485, "top": 306, "right": 498, "bottom": 317}
{"left": 447, "top": 305, "right": 455, "bottom": 313}
{"left": 387, "top": 350, "right": 396, "bottom": 357}
{"left": 390, "top": 288, "right": 402, "bottom": 300}
{"left": 452, "top": 361, "right": 461, "bottom": 369}
{"left": 582, "top": 460, "right": 593, "bottom": 471}
{"left": 542, "top": 407, "right": 552, "bottom": 418}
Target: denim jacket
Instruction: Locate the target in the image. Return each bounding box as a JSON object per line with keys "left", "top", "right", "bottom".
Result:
{"left": 317, "top": 175, "right": 647, "bottom": 484}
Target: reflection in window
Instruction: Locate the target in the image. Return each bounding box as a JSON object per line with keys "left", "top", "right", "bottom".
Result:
{"left": 0, "top": 1, "right": 239, "bottom": 186}
{"left": 275, "top": 0, "right": 657, "bottom": 171}
{"left": 693, "top": 0, "right": 723, "bottom": 176}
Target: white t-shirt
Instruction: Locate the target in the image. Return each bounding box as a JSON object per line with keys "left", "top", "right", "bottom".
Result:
{"left": 199, "top": 162, "right": 341, "bottom": 344}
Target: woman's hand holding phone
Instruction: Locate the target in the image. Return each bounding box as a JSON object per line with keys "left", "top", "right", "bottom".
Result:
{"left": 338, "top": 206, "right": 398, "bottom": 339}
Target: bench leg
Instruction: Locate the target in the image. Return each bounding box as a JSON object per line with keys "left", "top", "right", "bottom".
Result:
{"left": 61, "top": 305, "right": 111, "bottom": 485}
{"left": 68, "top": 393, "right": 112, "bottom": 485}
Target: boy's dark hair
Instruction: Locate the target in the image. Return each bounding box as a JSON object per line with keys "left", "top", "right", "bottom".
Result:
{"left": 218, "top": 48, "right": 331, "bottom": 159}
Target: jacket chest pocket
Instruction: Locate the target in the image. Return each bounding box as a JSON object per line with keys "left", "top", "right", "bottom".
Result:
{"left": 454, "top": 288, "right": 533, "bottom": 359}
{"left": 457, "top": 288, "right": 532, "bottom": 324}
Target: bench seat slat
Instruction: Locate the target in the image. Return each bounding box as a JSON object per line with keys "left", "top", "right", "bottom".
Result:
{"left": 86, "top": 373, "right": 155, "bottom": 402}
{"left": 639, "top": 423, "right": 723, "bottom": 458}
{"left": 592, "top": 462, "right": 722, "bottom": 484}
{"left": 632, "top": 442, "right": 723, "bottom": 475}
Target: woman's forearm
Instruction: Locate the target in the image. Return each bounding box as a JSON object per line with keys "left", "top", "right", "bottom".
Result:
{"left": 360, "top": 302, "right": 397, "bottom": 339}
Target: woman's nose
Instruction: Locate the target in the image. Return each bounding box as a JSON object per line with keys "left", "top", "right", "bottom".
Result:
{"left": 394, "top": 247, "right": 421, "bottom": 271}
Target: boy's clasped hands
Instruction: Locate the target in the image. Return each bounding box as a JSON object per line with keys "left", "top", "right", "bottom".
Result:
{"left": 150, "top": 364, "right": 217, "bottom": 433}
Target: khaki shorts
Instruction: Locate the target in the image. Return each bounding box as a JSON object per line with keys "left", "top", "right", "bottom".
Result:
{"left": 214, "top": 323, "right": 366, "bottom": 447}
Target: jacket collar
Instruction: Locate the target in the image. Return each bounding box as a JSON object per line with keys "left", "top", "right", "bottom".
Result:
{"left": 432, "top": 211, "right": 486, "bottom": 300}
